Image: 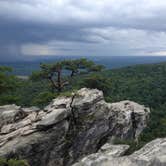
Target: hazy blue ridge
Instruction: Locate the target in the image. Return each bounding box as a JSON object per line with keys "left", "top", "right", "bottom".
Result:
{"left": 1, "top": 56, "right": 166, "bottom": 76}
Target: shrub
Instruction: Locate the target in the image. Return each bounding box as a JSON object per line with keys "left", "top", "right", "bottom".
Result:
{"left": 32, "top": 91, "right": 57, "bottom": 107}
{"left": 0, "top": 158, "right": 29, "bottom": 166}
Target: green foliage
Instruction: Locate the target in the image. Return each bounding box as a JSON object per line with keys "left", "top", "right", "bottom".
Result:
{"left": 0, "top": 95, "right": 20, "bottom": 105}
{"left": 0, "top": 66, "right": 12, "bottom": 72}
{"left": 8, "top": 159, "right": 29, "bottom": 166}
{"left": 0, "top": 158, "right": 29, "bottom": 166}
{"left": 14, "top": 79, "right": 51, "bottom": 107}
{"left": 0, "top": 158, "right": 7, "bottom": 166}
{"left": 0, "top": 66, "right": 13, "bottom": 93}
{"left": 29, "top": 71, "right": 43, "bottom": 81}
{"left": 81, "top": 74, "right": 111, "bottom": 95}
{"left": 32, "top": 91, "right": 57, "bottom": 108}
{"left": 71, "top": 62, "right": 166, "bottom": 151}
{"left": 30, "top": 58, "right": 104, "bottom": 92}
{"left": 2, "top": 60, "right": 166, "bottom": 153}
{"left": 0, "top": 66, "right": 21, "bottom": 105}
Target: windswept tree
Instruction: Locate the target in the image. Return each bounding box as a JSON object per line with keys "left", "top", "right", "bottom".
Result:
{"left": 63, "top": 59, "right": 80, "bottom": 77}
{"left": 64, "top": 58, "right": 105, "bottom": 77}
{"left": 31, "top": 62, "right": 68, "bottom": 92}
{"left": 30, "top": 58, "right": 105, "bottom": 92}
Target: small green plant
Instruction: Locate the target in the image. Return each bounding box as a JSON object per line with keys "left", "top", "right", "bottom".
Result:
{"left": 0, "top": 158, "right": 30, "bottom": 166}
{"left": 0, "top": 158, "right": 7, "bottom": 166}
{"left": 8, "top": 159, "right": 29, "bottom": 166}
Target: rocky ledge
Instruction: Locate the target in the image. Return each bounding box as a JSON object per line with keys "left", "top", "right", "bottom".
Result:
{"left": 74, "top": 138, "right": 166, "bottom": 166}
{"left": 0, "top": 88, "right": 150, "bottom": 166}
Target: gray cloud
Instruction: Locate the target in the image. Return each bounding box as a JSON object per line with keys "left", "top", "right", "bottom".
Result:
{"left": 1, "top": 0, "right": 166, "bottom": 61}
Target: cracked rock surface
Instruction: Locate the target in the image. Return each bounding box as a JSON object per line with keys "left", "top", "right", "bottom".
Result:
{"left": 0, "top": 88, "right": 150, "bottom": 166}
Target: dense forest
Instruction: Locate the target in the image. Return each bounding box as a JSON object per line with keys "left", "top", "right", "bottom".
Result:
{"left": 1, "top": 60, "right": 166, "bottom": 153}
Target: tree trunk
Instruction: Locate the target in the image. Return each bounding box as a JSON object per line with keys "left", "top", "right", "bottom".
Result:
{"left": 70, "top": 71, "right": 75, "bottom": 77}
{"left": 49, "top": 77, "right": 57, "bottom": 92}
{"left": 57, "top": 70, "right": 62, "bottom": 92}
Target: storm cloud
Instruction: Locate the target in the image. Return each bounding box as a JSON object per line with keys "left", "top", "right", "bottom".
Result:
{"left": 0, "top": 0, "right": 166, "bottom": 61}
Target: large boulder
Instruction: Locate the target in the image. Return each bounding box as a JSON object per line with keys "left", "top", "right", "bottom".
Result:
{"left": 0, "top": 88, "right": 150, "bottom": 166}
{"left": 73, "top": 138, "right": 166, "bottom": 166}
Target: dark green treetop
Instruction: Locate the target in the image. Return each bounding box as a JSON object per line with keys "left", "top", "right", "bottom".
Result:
{"left": 30, "top": 58, "right": 105, "bottom": 92}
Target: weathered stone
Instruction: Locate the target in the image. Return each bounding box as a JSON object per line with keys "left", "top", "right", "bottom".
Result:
{"left": 22, "top": 106, "right": 40, "bottom": 113}
{"left": 98, "top": 143, "right": 130, "bottom": 157}
{"left": 107, "top": 100, "right": 150, "bottom": 140}
{"left": 0, "top": 104, "right": 26, "bottom": 128}
{"left": 44, "top": 97, "right": 71, "bottom": 112}
{"left": 37, "top": 108, "right": 69, "bottom": 129}
{"left": 132, "top": 138, "right": 166, "bottom": 161}
{"left": 0, "top": 112, "right": 38, "bottom": 134}
{"left": 0, "top": 88, "right": 150, "bottom": 166}
{"left": 36, "top": 110, "right": 46, "bottom": 120}
{"left": 72, "top": 88, "right": 104, "bottom": 110}
{"left": 73, "top": 138, "right": 166, "bottom": 166}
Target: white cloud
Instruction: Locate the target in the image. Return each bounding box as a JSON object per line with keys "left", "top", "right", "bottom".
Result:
{"left": 83, "top": 27, "right": 166, "bottom": 55}
{"left": 146, "top": 51, "right": 166, "bottom": 56}
{"left": 21, "top": 44, "right": 57, "bottom": 56}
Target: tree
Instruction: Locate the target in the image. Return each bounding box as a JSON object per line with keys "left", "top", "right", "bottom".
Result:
{"left": 64, "top": 58, "right": 105, "bottom": 76}
{"left": 82, "top": 74, "right": 111, "bottom": 95}
{"left": 30, "top": 59, "right": 105, "bottom": 92}
{"left": 63, "top": 59, "right": 80, "bottom": 77}
{"left": 0, "top": 66, "right": 13, "bottom": 93}
{"left": 32, "top": 62, "right": 68, "bottom": 92}
{"left": 0, "top": 66, "right": 21, "bottom": 105}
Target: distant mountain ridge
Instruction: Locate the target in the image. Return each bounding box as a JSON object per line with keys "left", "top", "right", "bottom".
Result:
{"left": 1, "top": 56, "right": 166, "bottom": 76}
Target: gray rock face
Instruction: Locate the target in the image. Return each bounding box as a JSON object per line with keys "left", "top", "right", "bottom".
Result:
{"left": 37, "top": 108, "right": 69, "bottom": 129}
{"left": 73, "top": 138, "right": 166, "bottom": 166}
{"left": 98, "top": 143, "right": 130, "bottom": 157}
{"left": 73, "top": 143, "right": 130, "bottom": 166}
{"left": 0, "top": 88, "right": 150, "bottom": 166}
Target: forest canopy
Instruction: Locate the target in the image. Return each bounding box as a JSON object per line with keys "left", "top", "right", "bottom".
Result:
{"left": 1, "top": 60, "right": 166, "bottom": 151}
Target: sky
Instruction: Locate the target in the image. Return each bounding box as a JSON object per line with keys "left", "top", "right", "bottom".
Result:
{"left": 1, "top": 0, "right": 166, "bottom": 61}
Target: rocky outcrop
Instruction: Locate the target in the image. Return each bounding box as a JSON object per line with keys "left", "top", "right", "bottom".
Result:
{"left": 73, "top": 143, "right": 130, "bottom": 166}
{"left": 0, "top": 88, "right": 150, "bottom": 166}
{"left": 73, "top": 138, "right": 166, "bottom": 166}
